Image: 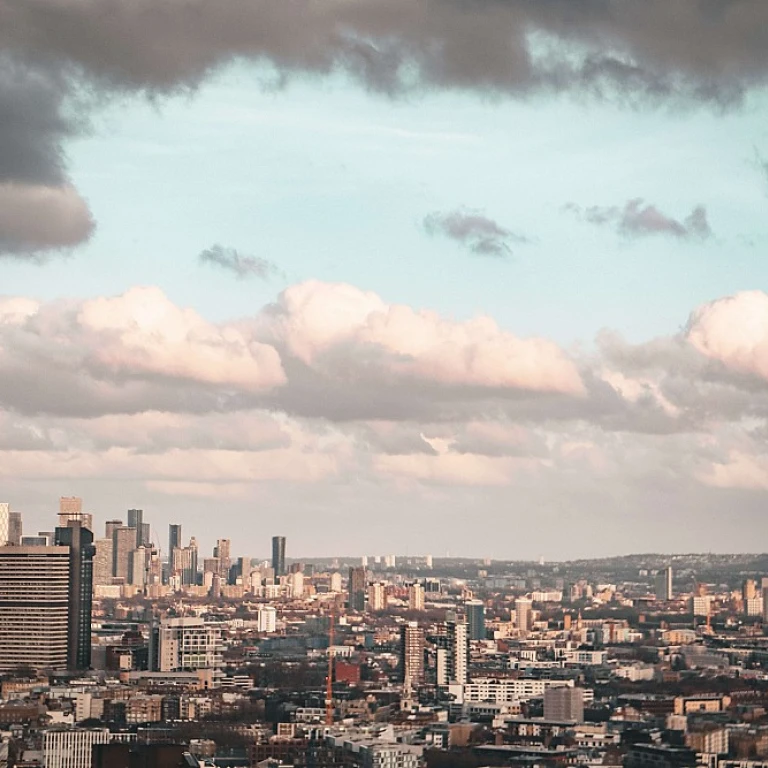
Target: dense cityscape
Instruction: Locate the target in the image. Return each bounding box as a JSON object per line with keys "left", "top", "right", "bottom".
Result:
{"left": 1, "top": 499, "right": 768, "bottom": 768}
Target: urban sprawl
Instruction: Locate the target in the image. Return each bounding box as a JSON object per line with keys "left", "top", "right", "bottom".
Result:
{"left": 1, "top": 499, "right": 768, "bottom": 768}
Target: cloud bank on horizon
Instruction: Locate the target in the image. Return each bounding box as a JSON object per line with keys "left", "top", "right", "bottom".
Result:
{"left": 1, "top": 0, "right": 768, "bottom": 256}
{"left": 0, "top": 281, "right": 767, "bottom": 553}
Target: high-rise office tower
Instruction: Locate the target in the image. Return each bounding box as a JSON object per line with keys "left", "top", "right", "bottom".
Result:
{"left": 400, "top": 622, "right": 425, "bottom": 691}
{"left": 348, "top": 566, "right": 366, "bottom": 612}
{"left": 215, "top": 538, "right": 231, "bottom": 580}
{"left": 515, "top": 597, "right": 533, "bottom": 633}
{"left": 93, "top": 538, "right": 113, "bottom": 586}
{"left": 466, "top": 599, "right": 486, "bottom": 641}
{"left": 58, "top": 497, "right": 92, "bottom": 532}
{"left": 127, "top": 508, "right": 142, "bottom": 530}
{"left": 126, "top": 509, "right": 150, "bottom": 547}
{"left": 131, "top": 546, "right": 149, "bottom": 587}
{"left": 0, "top": 503, "right": 10, "bottom": 545}
{"left": 408, "top": 583, "right": 425, "bottom": 611}
{"left": 112, "top": 526, "right": 137, "bottom": 582}
{"left": 544, "top": 686, "right": 584, "bottom": 722}
{"left": 7, "top": 511, "right": 22, "bottom": 546}
{"left": 0, "top": 543, "right": 71, "bottom": 670}
{"left": 169, "top": 524, "right": 181, "bottom": 558}
{"left": 105, "top": 520, "right": 123, "bottom": 540}
{"left": 140, "top": 523, "right": 151, "bottom": 548}
{"left": 655, "top": 566, "right": 673, "bottom": 601}
{"left": 55, "top": 522, "right": 95, "bottom": 669}
{"left": 173, "top": 538, "right": 198, "bottom": 586}
{"left": 272, "top": 536, "right": 286, "bottom": 576}
{"left": 743, "top": 579, "right": 757, "bottom": 601}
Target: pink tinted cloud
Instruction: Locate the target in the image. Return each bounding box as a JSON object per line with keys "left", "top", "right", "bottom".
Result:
{"left": 686, "top": 290, "right": 768, "bottom": 380}
{"left": 265, "top": 281, "right": 584, "bottom": 395}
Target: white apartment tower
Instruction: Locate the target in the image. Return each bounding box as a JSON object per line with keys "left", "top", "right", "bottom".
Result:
{"left": 408, "top": 583, "right": 425, "bottom": 611}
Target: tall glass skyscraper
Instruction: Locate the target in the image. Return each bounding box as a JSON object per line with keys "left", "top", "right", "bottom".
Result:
{"left": 272, "top": 536, "right": 286, "bottom": 576}
{"left": 466, "top": 599, "right": 486, "bottom": 641}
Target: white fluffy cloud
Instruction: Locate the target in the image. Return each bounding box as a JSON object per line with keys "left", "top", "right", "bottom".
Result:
{"left": 686, "top": 291, "right": 768, "bottom": 381}
{"left": 264, "top": 280, "right": 585, "bottom": 395}
{"left": 3, "top": 283, "right": 768, "bottom": 555}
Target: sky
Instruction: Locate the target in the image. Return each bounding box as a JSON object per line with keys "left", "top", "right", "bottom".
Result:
{"left": 2, "top": 1, "right": 768, "bottom": 559}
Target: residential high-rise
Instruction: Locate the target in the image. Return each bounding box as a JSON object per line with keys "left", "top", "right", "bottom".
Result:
{"left": 544, "top": 686, "right": 584, "bottom": 722}
{"left": 515, "top": 597, "right": 533, "bottom": 633}
{"left": 93, "top": 538, "right": 114, "bottom": 586}
{"left": 105, "top": 520, "right": 123, "bottom": 540}
{"left": 447, "top": 619, "right": 469, "bottom": 684}
{"left": 55, "top": 522, "right": 95, "bottom": 669}
{"left": 112, "top": 526, "right": 137, "bottom": 582}
{"left": 368, "top": 582, "right": 386, "bottom": 611}
{"left": 168, "top": 524, "right": 181, "bottom": 559}
{"left": 408, "top": 583, "right": 425, "bottom": 611}
{"left": 257, "top": 606, "right": 277, "bottom": 633}
{"left": 763, "top": 586, "right": 768, "bottom": 624}
{"left": 0, "top": 504, "right": 21, "bottom": 546}
{"left": 348, "top": 566, "right": 366, "bottom": 612}
{"left": 400, "top": 622, "right": 425, "bottom": 691}
{"left": 0, "top": 503, "right": 9, "bottom": 545}
{"left": 466, "top": 599, "right": 486, "bottom": 641}
{"left": 0, "top": 544, "right": 70, "bottom": 670}
{"left": 58, "top": 496, "right": 93, "bottom": 532}
{"left": 272, "top": 536, "right": 286, "bottom": 576}
{"left": 7, "top": 511, "right": 22, "bottom": 546}
{"left": 655, "top": 566, "right": 673, "bottom": 601}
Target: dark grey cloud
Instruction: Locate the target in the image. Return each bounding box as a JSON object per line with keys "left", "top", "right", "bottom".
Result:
{"left": 567, "top": 199, "right": 713, "bottom": 240}
{"left": 0, "top": 0, "right": 765, "bottom": 259}
{"left": 199, "top": 244, "right": 282, "bottom": 281}
{"left": 0, "top": 62, "right": 94, "bottom": 257}
{"left": 3, "top": 1, "right": 768, "bottom": 104}
{"left": 423, "top": 209, "right": 528, "bottom": 257}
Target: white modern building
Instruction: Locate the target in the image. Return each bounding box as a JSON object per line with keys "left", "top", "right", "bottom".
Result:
{"left": 158, "top": 617, "right": 222, "bottom": 672}
{"left": 43, "top": 728, "right": 111, "bottom": 768}
{"left": 257, "top": 605, "right": 277, "bottom": 633}
{"left": 448, "top": 677, "right": 572, "bottom": 704}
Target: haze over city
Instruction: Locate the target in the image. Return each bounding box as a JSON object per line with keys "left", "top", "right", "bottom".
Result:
{"left": 3, "top": 2, "right": 768, "bottom": 557}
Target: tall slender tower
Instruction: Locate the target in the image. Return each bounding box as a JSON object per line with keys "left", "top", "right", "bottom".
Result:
{"left": 272, "top": 536, "right": 286, "bottom": 577}
{"left": 168, "top": 524, "right": 181, "bottom": 559}
{"left": 400, "top": 622, "right": 425, "bottom": 691}
{"left": 55, "top": 521, "right": 95, "bottom": 669}
{"left": 348, "top": 567, "right": 366, "bottom": 612}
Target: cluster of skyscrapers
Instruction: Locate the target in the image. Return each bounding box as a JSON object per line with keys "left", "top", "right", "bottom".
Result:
{"left": 0, "top": 496, "right": 292, "bottom": 672}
